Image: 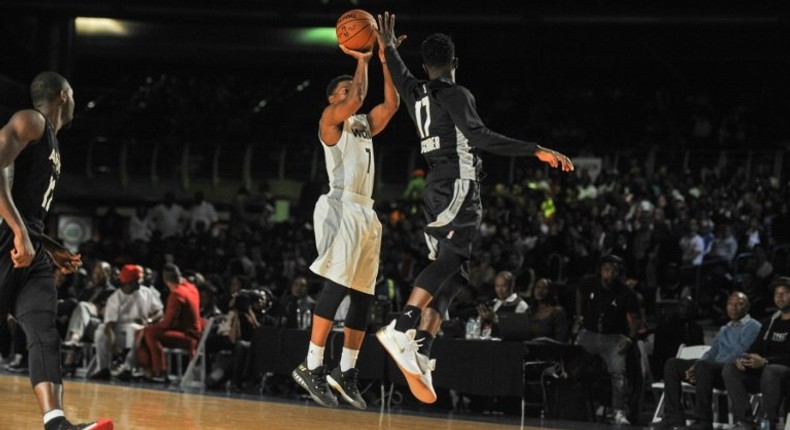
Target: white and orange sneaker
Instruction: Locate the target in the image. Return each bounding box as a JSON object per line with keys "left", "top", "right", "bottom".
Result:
{"left": 414, "top": 351, "right": 437, "bottom": 404}
{"left": 376, "top": 320, "right": 436, "bottom": 404}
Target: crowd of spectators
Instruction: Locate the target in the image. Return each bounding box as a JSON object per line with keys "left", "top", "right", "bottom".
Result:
{"left": 0, "top": 66, "right": 788, "bottom": 423}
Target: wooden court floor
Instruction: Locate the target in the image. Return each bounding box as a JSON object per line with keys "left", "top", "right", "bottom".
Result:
{"left": 1, "top": 374, "right": 527, "bottom": 429}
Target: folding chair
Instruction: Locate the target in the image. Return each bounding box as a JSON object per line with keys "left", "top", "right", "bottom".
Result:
{"left": 651, "top": 344, "right": 711, "bottom": 424}
{"left": 179, "top": 317, "right": 215, "bottom": 390}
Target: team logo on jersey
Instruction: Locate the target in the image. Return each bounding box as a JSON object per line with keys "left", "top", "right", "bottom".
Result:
{"left": 772, "top": 332, "right": 788, "bottom": 342}
{"left": 49, "top": 148, "right": 61, "bottom": 176}
{"left": 351, "top": 128, "right": 371, "bottom": 139}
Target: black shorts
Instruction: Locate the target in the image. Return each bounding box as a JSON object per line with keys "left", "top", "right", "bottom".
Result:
{"left": 0, "top": 233, "right": 57, "bottom": 320}
{"left": 422, "top": 178, "right": 482, "bottom": 260}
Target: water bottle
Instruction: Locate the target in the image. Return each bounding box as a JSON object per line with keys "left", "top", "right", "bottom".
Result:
{"left": 760, "top": 418, "right": 771, "bottom": 430}
{"left": 303, "top": 309, "right": 312, "bottom": 329}
{"left": 465, "top": 317, "right": 479, "bottom": 339}
{"left": 296, "top": 307, "right": 303, "bottom": 329}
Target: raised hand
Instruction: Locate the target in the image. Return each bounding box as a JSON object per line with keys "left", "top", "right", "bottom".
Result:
{"left": 376, "top": 11, "right": 407, "bottom": 52}
{"left": 339, "top": 44, "right": 374, "bottom": 62}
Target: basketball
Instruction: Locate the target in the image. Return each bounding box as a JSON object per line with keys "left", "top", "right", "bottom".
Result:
{"left": 336, "top": 9, "right": 378, "bottom": 52}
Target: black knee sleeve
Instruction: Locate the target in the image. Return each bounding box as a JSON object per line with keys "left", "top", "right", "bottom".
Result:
{"left": 344, "top": 289, "right": 373, "bottom": 331}
{"left": 17, "top": 311, "right": 62, "bottom": 386}
{"left": 429, "top": 269, "right": 467, "bottom": 316}
{"left": 414, "top": 247, "right": 467, "bottom": 296}
{"left": 314, "top": 281, "right": 348, "bottom": 321}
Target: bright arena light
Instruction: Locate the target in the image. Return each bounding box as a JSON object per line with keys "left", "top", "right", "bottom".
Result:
{"left": 291, "top": 27, "right": 337, "bottom": 47}
{"left": 75, "top": 17, "right": 129, "bottom": 36}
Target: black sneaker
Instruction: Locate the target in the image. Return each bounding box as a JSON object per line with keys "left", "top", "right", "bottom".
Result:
{"left": 291, "top": 362, "right": 338, "bottom": 408}
{"left": 327, "top": 367, "right": 366, "bottom": 410}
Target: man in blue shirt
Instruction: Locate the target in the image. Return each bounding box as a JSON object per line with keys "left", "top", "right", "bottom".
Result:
{"left": 723, "top": 277, "right": 790, "bottom": 430}
{"left": 653, "top": 291, "right": 761, "bottom": 430}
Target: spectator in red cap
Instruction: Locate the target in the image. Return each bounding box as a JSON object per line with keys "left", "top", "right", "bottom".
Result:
{"left": 89, "top": 264, "right": 163, "bottom": 380}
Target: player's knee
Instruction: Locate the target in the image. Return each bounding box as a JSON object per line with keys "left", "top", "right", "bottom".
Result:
{"left": 344, "top": 290, "right": 373, "bottom": 331}
{"left": 17, "top": 312, "right": 59, "bottom": 348}
{"left": 315, "top": 281, "right": 347, "bottom": 320}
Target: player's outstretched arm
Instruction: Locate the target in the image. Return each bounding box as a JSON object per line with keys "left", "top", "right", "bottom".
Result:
{"left": 535, "top": 146, "right": 575, "bottom": 172}
{"left": 368, "top": 30, "right": 404, "bottom": 137}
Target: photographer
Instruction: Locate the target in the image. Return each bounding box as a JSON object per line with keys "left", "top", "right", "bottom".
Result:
{"left": 205, "top": 287, "right": 275, "bottom": 390}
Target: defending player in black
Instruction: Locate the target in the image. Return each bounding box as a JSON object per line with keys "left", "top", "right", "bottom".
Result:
{"left": 373, "top": 12, "right": 574, "bottom": 404}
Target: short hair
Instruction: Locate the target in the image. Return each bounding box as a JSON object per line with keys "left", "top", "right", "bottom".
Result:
{"left": 326, "top": 75, "right": 353, "bottom": 98}
{"left": 162, "top": 263, "right": 182, "bottom": 284}
{"left": 421, "top": 33, "right": 455, "bottom": 68}
{"left": 495, "top": 271, "right": 515, "bottom": 287}
{"left": 30, "top": 71, "right": 68, "bottom": 107}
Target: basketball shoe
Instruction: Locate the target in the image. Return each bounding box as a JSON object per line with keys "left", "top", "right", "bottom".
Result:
{"left": 414, "top": 351, "right": 437, "bottom": 404}
{"left": 291, "top": 362, "right": 338, "bottom": 408}
{"left": 55, "top": 418, "right": 114, "bottom": 430}
{"left": 376, "top": 320, "right": 435, "bottom": 403}
{"left": 327, "top": 367, "right": 366, "bottom": 410}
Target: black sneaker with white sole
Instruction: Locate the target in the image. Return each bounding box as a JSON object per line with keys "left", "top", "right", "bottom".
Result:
{"left": 291, "top": 362, "right": 338, "bottom": 408}
{"left": 327, "top": 367, "right": 366, "bottom": 410}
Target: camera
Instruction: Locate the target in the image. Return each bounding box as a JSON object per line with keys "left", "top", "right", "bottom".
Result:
{"left": 233, "top": 288, "right": 273, "bottom": 316}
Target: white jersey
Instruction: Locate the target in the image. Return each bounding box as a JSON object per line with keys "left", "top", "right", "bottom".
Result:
{"left": 319, "top": 114, "right": 374, "bottom": 200}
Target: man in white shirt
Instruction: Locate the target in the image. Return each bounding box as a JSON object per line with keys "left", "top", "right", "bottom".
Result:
{"left": 680, "top": 220, "right": 705, "bottom": 266}
{"left": 90, "top": 264, "right": 163, "bottom": 380}
{"left": 709, "top": 224, "right": 738, "bottom": 263}
{"left": 188, "top": 191, "right": 218, "bottom": 235}
{"left": 476, "top": 271, "right": 529, "bottom": 332}
{"left": 128, "top": 205, "right": 153, "bottom": 243}
{"left": 149, "top": 191, "right": 187, "bottom": 240}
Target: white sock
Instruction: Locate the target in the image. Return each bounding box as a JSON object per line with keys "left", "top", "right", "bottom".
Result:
{"left": 306, "top": 342, "right": 325, "bottom": 370}
{"left": 340, "top": 347, "right": 359, "bottom": 372}
{"left": 43, "top": 409, "right": 65, "bottom": 424}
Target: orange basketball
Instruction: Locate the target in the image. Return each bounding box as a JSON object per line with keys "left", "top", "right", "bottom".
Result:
{"left": 336, "top": 9, "right": 378, "bottom": 52}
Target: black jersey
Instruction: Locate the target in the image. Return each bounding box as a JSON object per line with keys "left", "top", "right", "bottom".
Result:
{"left": 384, "top": 46, "right": 538, "bottom": 183}
{"left": 5, "top": 111, "right": 61, "bottom": 236}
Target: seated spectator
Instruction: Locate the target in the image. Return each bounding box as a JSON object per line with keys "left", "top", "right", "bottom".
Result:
{"left": 527, "top": 278, "right": 569, "bottom": 343}
{"left": 63, "top": 261, "right": 116, "bottom": 346}
{"left": 651, "top": 296, "right": 705, "bottom": 380}
{"left": 138, "top": 263, "right": 202, "bottom": 382}
{"left": 652, "top": 291, "right": 760, "bottom": 430}
{"left": 89, "top": 265, "right": 164, "bottom": 380}
{"left": 205, "top": 288, "right": 276, "bottom": 390}
{"left": 708, "top": 225, "right": 738, "bottom": 263}
{"left": 723, "top": 277, "right": 790, "bottom": 430}
{"left": 476, "top": 271, "right": 528, "bottom": 338}
{"left": 277, "top": 276, "right": 316, "bottom": 329}
{"left": 680, "top": 220, "right": 705, "bottom": 267}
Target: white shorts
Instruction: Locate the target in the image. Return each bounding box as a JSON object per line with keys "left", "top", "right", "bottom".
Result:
{"left": 309, "top": 193, "right": 381, "bottom": 294}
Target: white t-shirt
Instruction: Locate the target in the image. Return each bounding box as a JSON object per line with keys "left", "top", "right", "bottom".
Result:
{"left": 104, "top": 286, "right": 164, "bottom": 326}
{"left": 189, "top": 201, "right": 219, "bottom": 233}
{"left": 149, "top": 203, "right": 187, "bottom": 239}
{"left": 128, "top": 214, "right": 153, "bottom": 243}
